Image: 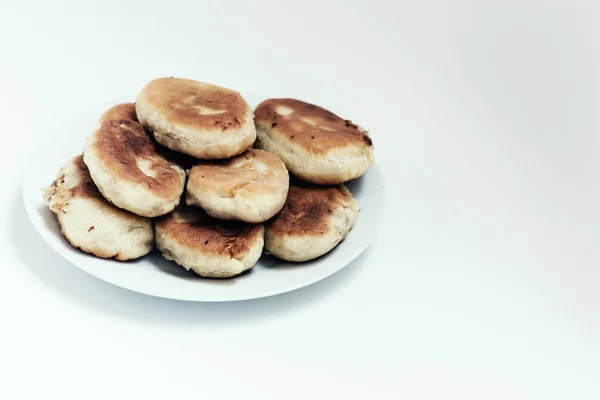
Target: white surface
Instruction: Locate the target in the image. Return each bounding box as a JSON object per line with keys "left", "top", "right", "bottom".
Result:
{"left": 22, "top": 100, "right": 382, "bottom": 301}
{"left": 1, "top": 0, "right": 599, "bottom": 399}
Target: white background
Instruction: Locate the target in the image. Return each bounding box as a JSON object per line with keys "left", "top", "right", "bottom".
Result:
{"left": 1, "top": 0, "right": 599, "bottom": 398}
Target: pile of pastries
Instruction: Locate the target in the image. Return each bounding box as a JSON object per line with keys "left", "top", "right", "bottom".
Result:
{"left": 44, "top": 77, "right": 375, "bottom": 278}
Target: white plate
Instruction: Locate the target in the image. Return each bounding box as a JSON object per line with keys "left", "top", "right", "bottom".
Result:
{"left": 22, "top": 94, "right": 383, "bottom": 302}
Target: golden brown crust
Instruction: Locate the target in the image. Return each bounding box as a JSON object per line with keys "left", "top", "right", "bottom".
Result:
{"left": 254, "top": 98, "right": 373, "bottom": 154}
{"left": 89, "top": 119, "right": 184, "bottom": 199}
{"left": 45, "top": 155, "right": 140, "bottom": 222}
{"left": 45, "top": 155, "right": 149, "bottom": 261}
{"left": 70, "top": 155, "right": 103, "bottom": 198}
{"left": 141, "top": 77, "right": 249, "bottom": 131}
{"left": 45, "top": 155, "right": 153, "bottom": 260}
{"left": 47, "top": 155, "right": 103, "bottom": 209}
{"left": 100, "top": 103, "right": 138, "bottom": 123}
{"left": 156, "top": 206, "right": 263, "bottom": 258}
{"left": 266, "top": 181, "right": 354, "bottom": 236}
{"left": 187, "top": 149, "right": 287, "bottom": 198}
